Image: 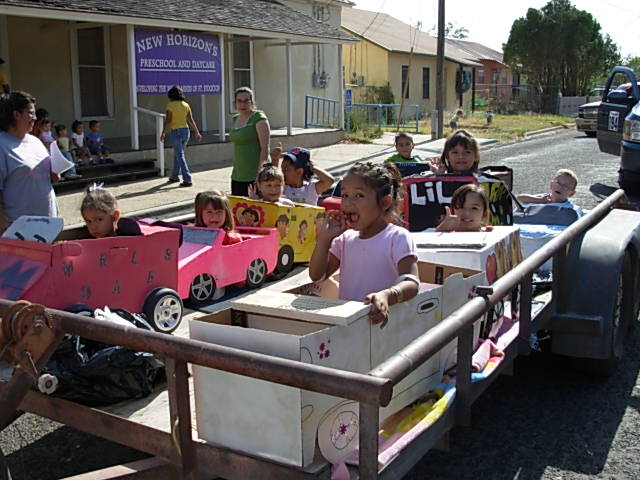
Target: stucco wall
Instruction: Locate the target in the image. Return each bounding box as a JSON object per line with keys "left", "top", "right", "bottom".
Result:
{"left": 343, "top": 36, "right": 389, "bottom": 103}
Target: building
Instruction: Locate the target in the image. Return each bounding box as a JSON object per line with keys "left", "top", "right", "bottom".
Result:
{"left": 341, "top": 7, "right": 481, "bottom": 119}
{"left": 0, "top": 0, "right": 355, "bottom": 153}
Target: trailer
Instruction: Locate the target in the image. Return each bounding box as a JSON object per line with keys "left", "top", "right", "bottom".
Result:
{"left": 1, "top": 189, "right": 639, "bottom": 479}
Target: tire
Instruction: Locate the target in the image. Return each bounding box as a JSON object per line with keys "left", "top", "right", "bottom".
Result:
{"left": 246, "top": 258, "right": 267, "bottom": 288}
{"left": 574, "top": 252, "right": 634, "bottom": 376}
{"left": 143, "top": 288, "right": 183, "bottom": 334}
{"left": 189, "top": 273, "right": 216, "bottom": 307}
{"left": 585, "top": 131, "right": 597, "bottom": 137}
{"left": 618, "top": 169, "right": 640, "bottom": 196}
{"left": 276, "top": 245, "right": 295, "bottom": 274}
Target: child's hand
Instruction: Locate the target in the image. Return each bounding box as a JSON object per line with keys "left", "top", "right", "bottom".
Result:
{"left": 427, "top": 156, "right": 446, "bottom": 174}
{"left": 436, "top": 206, "right": 459, "bottom": 232}
{"left": 365, "top": 289, "right": 392, "bottom": 328}
{"left": 247, "top": 183, "right": 260, "bottom": 200}
{"left": 270, "top": 142, "right": 283, "bottom": 166}
{"left": 317, "top": 210, "right": 346, "bottom": 242}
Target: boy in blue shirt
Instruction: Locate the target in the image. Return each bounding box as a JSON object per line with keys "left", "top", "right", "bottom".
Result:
{"left": 86, "top": 120, "right": 112, "bottom": 164}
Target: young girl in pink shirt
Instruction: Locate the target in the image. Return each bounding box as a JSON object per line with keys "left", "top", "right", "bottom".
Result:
{"left": 309, "top": 162, "right": 419, "bottom": 328}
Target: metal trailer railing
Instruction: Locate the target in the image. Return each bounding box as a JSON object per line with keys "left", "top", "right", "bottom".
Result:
{"left": 0, "top": 189, "right": 628, "bottom": 479}
{"left": 304, "top": 95, "right": 340, "bottom": 129}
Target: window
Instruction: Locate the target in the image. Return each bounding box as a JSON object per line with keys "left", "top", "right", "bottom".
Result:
{"left": 422, "top": 67, "right": 430, "bottom": 99}
{"left": 71, "top": 26, "right": 113, "bottom": 119}
{"left": 401, "top": 65, "right": 409, "bottom": 99}
{"left": 229, "top": 39, "right": 253, "bottom": 111}
{"left": 477, "top": 68, "right": 485, "bottom": 84}
{"left": 492, "top": 69, "right": 499, "bottom": 84}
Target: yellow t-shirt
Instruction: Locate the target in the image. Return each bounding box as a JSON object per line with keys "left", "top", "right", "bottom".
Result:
{"left": 166, "top": 100, "right": 191, "bottom": 130}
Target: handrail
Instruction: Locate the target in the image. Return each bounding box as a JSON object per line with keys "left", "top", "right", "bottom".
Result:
{"left": 134, "top": 106, "right": 166, "bottom": 176}
{"left": 370, "top": 189, "right": 627, "bottom": 385}
{"left": 0, "top": 300, "right": 392, "bottom": 407}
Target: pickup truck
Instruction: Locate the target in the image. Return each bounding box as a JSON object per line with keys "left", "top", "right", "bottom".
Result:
{"left": 596, "top": 66, "right": 640, "bottom": 192}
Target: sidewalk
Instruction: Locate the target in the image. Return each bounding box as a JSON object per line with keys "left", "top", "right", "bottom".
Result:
{"left": 58, "top": 133, "right": 497, "bottom": 227}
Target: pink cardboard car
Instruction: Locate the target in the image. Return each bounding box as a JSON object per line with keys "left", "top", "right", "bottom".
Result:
{"left": 0, "top": 220, "right": 183, "bottom": 333}
{"left": 178, "top": 226, "right": 279, "bottom": 306}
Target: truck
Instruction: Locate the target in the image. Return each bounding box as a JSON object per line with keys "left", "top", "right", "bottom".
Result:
{"left": 1, "top": 189, "right": 640, "bottom": 479}
{"left": 596, "top": 66, "right": 640, "bottom": 192}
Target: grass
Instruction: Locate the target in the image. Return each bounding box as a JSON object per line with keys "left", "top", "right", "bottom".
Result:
{"left": 419, "top": 111, "right": 574, "bottom": 143}
{"left": 343, "top": 126, "right": 384, "bottom": 143}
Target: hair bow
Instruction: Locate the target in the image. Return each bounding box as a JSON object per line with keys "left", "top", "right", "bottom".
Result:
{"left": 89, "top": 182, "right": 105, "bottom": 192}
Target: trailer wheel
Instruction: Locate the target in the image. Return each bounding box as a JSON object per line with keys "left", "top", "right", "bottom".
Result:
{"left": 189, "top": 273, "right": 216, "bottom": 307}
{"left": 143, "top": 288, "right": 183, "bottom": 334}
{"left": 276, "top": 245, "right": 294, "bottom": 274}
{"left": 576, "top": 252, "right": 635, "bottom": 376}
{"left": 246, "top": 258, "right": 267, "bottom": 288}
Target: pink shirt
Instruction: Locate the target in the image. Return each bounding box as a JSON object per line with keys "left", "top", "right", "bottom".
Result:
{"left": 329, "top": 223, "right": 416, "bottom": 302}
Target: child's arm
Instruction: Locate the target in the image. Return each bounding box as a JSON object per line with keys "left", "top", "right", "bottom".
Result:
{"left": 270, "top": 142, "right": 283, "bottom": 167}
{"left": 309, "top": 210, "right": 345, "bottom": 282}
{"left": 365, "top": 255, "right": 419, "bottom": 328}
{"left": 435, "top": 206, "right": 459, "bottom": 232}
{"left": 311, "top": 161, "right": 335, "bottom": 194}
{"left": 256, "top": 119, "right": 271, "bottom": 171}
{"left": 516, "top": 193, "right": 547, "bottom": 203}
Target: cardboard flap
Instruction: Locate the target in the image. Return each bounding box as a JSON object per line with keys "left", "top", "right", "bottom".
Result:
{"left": 231, "top": 291, "right": 369, "bottom": 326}
{"left": 412, "top": 231, "right": 489, "bottom": 249}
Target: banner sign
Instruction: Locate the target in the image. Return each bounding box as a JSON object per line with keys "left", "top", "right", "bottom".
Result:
{"left": 403, "top": 173, "right": 513, "bottom": 231}
{"left": 134, "top": 28, "right": 221, "bottom": 95}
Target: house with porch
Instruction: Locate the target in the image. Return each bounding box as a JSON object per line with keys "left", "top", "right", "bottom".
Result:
{"left": 340, "top": 7, "right": 481, "bottom": 123}
{"left": 0, "top": 0, "right": 355, "bottom": 176}
{"left": 444, "top": 38, "right": 517, "bottom": 107}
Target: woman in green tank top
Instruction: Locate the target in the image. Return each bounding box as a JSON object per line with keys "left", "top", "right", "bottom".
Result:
{"left": 229, "top": 87, "right": 271, "bottom": 196}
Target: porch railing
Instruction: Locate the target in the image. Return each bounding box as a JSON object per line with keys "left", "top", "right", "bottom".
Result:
{"left": 304, "top": 95, "right": 340, "bottom": 129}
{"left": 134, "top": 106, "right": 166, "bottom": 176}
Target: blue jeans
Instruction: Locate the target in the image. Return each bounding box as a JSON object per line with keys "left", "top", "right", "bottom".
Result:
{"left": 170, "top": 128, "right": 191, "bottom": 182}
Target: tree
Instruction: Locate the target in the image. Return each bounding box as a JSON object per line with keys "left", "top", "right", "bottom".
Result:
{"left": 503, "top": 0, "right": 621, "bottom": 95}
{"left": 428, "top": 22, "right": 469, "bottom": 39}
{"left": 624, "top": 56, "right": 640, "bottom": 75}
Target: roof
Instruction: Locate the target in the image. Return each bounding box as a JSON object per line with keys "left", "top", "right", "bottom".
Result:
{"left": 341, "top": 8, "right": 482, "bottom": 67}
{"left": 444, "top": 39, "right": 507, "bottom": 67}
{"left": 0, "top": 0, "right": 355, "bottom": 44}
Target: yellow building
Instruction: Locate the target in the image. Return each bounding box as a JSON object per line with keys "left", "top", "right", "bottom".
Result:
{"left": 341, "top": 8, "right": 481, "bottom": 119}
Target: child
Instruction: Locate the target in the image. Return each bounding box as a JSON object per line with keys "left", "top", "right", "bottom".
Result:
{"left": 436, "top": 184, "right": 490, "bottom": 232}
{"left": 429, "top": 129, "right": 481, "bottom": 174}
{"left": 276, "top": 147, "right": 335, "bottom": 205}
{"left": 81, "top": 183, "right": 121, "bottom": 239}
{"left": 517, "top": 169, "right": 579, "bottom": 206}
{"left": 38, "top": 119, "right": 55, "bottom": 151}
{"left": 309, "top": 161, "right": 420, "bottom": 328}
{"left": 86, "top": 120, "right": 111, "bottom": 163}
{"left": 449, "top": 109, "right": 464, "bottom": 129}
{"left": 71, "top": 120, "right": 91, "bottom": 165}
{"left": 194, "top": 190, "right": 242, "bottom": 245}
{"left": 31, "top": 107, "right": 49, "bottom": 139}
{"left": 385, "top": 133, "right": 422, "bottom": 164}
{"left": 55, "top": 124, "right": 82, "bottom": 181}
{"left": 251, "top": 164, "right": 295, "bottom": 206}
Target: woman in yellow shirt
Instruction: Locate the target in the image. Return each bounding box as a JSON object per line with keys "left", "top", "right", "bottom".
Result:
{"left": 160, "top": 85, "right": 202, "bottom": 187}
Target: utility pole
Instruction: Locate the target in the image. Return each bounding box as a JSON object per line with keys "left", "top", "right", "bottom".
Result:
{"left": 435, "top": 0, "right": 445, "bottom": 139}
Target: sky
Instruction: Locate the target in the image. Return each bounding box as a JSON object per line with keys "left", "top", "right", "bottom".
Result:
{"left": 352, "top": 0, "right": 640, "bottom": 58}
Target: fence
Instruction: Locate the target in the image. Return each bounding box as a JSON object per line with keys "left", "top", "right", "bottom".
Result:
{"left": 475, "top": 84, "right": 561, "bottom": 114}
{"left": 304, "top": 95, "right": 340, "bottom": 129}
{"left": 348, "top": 103, "right": 420, "bottom": 132}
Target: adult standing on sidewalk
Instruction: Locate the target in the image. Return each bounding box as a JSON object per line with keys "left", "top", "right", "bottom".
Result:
{"left": 0, "top": 91, "right": 58, "bottom": 233}
{"left": 160, "top": 85, "right": 202, "bottom": 187}
{"left": 229, "top": 86, "right": 271, "bottom": 196}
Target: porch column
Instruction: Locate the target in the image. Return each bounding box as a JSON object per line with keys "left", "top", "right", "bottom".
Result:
{"left": 218, "top": 33, "right": 226, "bottom": 142}
{"left": 126, "top": 24, "right": 139, "bottom": 150}
{"left": 0, "top": 15, "right": 9, "bottom": 85}
{"left": 286, "top": 39, "right": 292, "bottom": 136}
{"left": 338, "top": 44, "right": 344, "bottom": 130}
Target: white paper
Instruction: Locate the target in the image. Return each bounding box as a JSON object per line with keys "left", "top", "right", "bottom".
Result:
{"left": 1, "top": 215, "right": 64, "bottom": 243}
{"left": 49, "top": 141, "right": 75, "bottom": 174}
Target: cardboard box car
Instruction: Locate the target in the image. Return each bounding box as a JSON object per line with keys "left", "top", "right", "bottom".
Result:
{"left": 190, "top": 261, "right": 485, "bottom": 467}
{"left": 412, "top": 226, "right": 522, "bottom": 284}
{"left": 229, "top": 196, "right": 324, "bottom": 272}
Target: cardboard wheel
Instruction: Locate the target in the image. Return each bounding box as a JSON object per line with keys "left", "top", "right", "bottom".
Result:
{"left": 246, "top": 258, "right": 267, "bottom": 288}
{"left": 317, "top": 401, "right": 359, "bottom": 464}
{"left": 143, "top": 288, "right": 183, "bottom": 333}
{"left": 189, "top": 274, "right": 216, "bottom": 307}
{"left": 276, "top": 245, "right": 294, "bottom": 274}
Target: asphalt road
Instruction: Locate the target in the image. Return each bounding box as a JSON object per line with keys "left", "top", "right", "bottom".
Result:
{"left": 3, "top": 130, "right": 639, "bottom": 479}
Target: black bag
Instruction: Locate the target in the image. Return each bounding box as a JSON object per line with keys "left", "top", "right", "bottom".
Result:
{"left": 40, "top": 309, "right": 165, "bottom": 407}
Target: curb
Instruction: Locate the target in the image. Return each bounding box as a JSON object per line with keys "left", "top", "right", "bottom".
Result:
{"left": 523, "top": 125, "right": 569, "bottom": 138}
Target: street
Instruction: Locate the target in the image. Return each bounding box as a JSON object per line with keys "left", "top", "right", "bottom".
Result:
{"left": 3, "top": 130, "right": 640, "bottom": 479}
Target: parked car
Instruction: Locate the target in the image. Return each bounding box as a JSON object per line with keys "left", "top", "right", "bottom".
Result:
{"left": 576, "top": 100, "right": 600, "bottom": 137}
{"left": 596, "top": 66, "right": 640, "bottom": 193}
